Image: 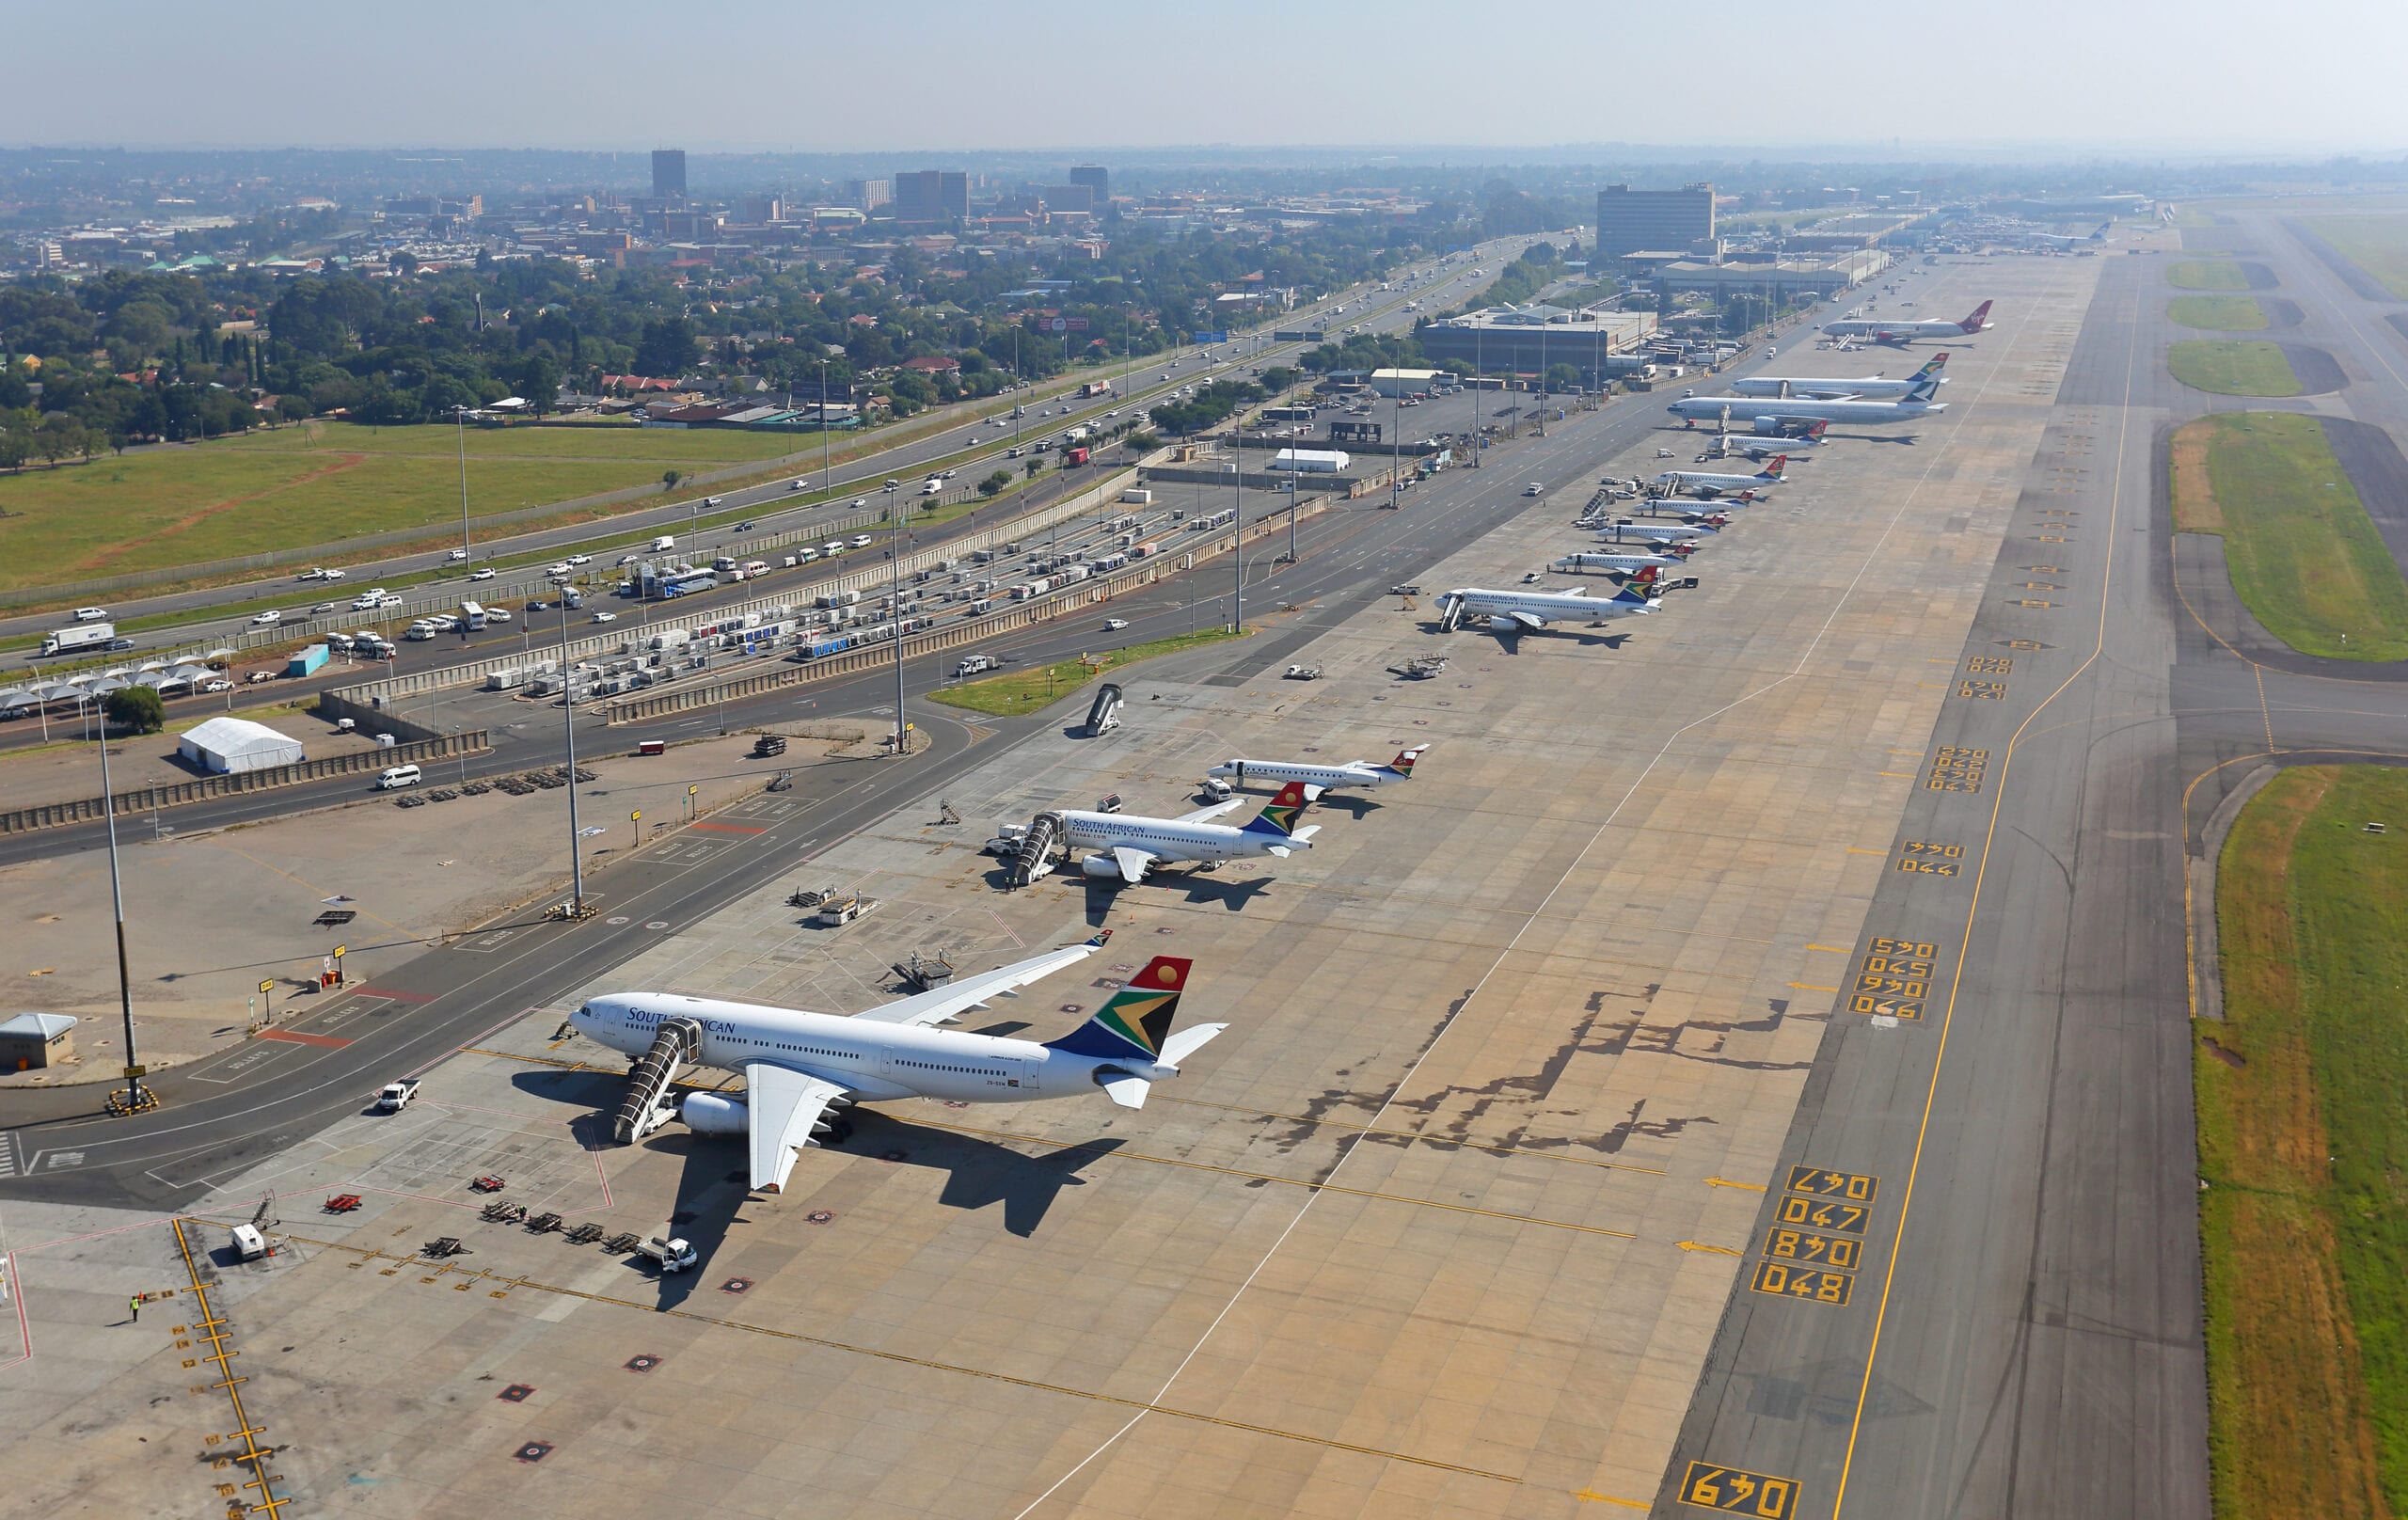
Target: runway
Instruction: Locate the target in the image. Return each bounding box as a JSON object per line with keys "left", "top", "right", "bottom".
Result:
{"left": 1660, "top": 222, "right": 2408, "bottom": 1517}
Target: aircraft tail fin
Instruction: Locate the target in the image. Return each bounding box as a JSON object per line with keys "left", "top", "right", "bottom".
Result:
{"left": 1758, "top": 454, "right": 1789, "bottom": 479}
{"left": 1044, "top": 956, "right": 1193, "bottom": 1061}
{"left": 1912, "top": 355, "right": 1948, "bottom": 380}
{"left": 1240, "top": 781, "right": 1311, "bottom": 839}
{"left": 1387, "top": 743, "right": 1431, "bottom": 775}
{"left": 1959, "top": 300, "right": 1994, "bottom": 332}
{"left": 1608, "top": 585, "right": 1654, "bottom": 607}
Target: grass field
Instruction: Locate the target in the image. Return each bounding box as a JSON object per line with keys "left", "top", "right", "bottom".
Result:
{"left": 2168, "top": 340, "right": 2303, "bottom": 397}
{"left": 2169, "top": 412, "right": 2408, "bottom": 659}
{"left": 2170, "top": 261, "right": 2253, "bottom": 291}
{"left": 2168, "top": 295, "right": 2269, "bottom": 331}
{"left": 928, "top": 627, "right": 1245, "bottom": 717}
{"left": 2305, "top": 215, "right": 2408, "bottom": 300}
{"left": 2198, "top": 765, "right": 2408, "bottom": 1518}
{"left": 0, "top": 420, "right": 805, "bottom": 594}
{"left": 2166, "top": 207, "right": 2219, "bottom": 230}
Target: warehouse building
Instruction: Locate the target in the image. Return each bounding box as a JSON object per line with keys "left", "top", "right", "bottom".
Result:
{"left": 1416, "top": 305, "right": 1656, "bottom": 383}
{"left": 179, "top": 717, "right": 305, "bottom": 775}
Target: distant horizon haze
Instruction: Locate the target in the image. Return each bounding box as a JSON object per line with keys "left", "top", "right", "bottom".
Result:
{"left": 8, "top": 0, "right": 2406, "bottom": 159}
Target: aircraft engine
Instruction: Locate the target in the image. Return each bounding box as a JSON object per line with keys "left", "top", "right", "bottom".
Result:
{"left": 1487, "top": 615, "right": 1521, "bottom": 633}
{"left": 680, "top": 1091, "right": 749, "bottom": 1134}
{"left": 1080, "top": 852, "right": 1128, "bottom": 879}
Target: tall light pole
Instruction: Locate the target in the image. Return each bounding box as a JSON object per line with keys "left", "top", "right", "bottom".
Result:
{"left": 819, "top": 356, "right": 832, "bottom": 490}
{"left": 559, "top": 606, "right": 587, "bottom": 916}
{"left": 883, "top": 481, "right": 906, "bottom": 756}
{"left": 1472, "top": 324, "right": 1483, "bottom": 467}
{"left": 96, "top": 711, "right": 148, "bottom": 1115}
{"left": 1229, "top": 405, "right": 1244, "bottom": 633}
{"left": 453, "top": 405, "right": 473, "bottom": 564}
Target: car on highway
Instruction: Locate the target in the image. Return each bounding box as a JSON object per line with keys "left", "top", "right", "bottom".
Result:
{"left": 789, "top": 477, "right": 810, "bottom": 490}
{"left": 298, "top": 568, "right": 327, "bottom": 581}
{"left": 849, "top": 534, "right": 873, "bottom": 548}
{"left": 321, "top": 567, "right": 346, "bottom": 580}
{"left": 566, "top": 553, "right": 591, "bottom": 565}
{"left": 310, "top": 601, "right": 338, "bottom": 614}
{"left": 1102, "top": 618, "right": 1129, "bottom": 631}
{"left": 735, "top": 520, "right": 754, "bottom": 531}
{"left": 1102, "top": 409, "right": 1118, "bottom": 418}
{"left": 468, "top": 567, "right": 496, "bottom": 581}
{"left": 73, "top": 607, "right": 108, "bottom": 622}
{"left": 705, "top": 495, "right": 723, "bottom": 507}
{"left": 484, "top": 608, "right": 512, "bottom": 624}
{"left": 448, "top": 548, "right": 469, "bottom": 561}
{"left": 851, "top": 497, "right": 867, "bottom": 508}
{"left": 547, "top": 562, "right": 573, "bottom": 576}
{"left": 201, "top": 678, "right": 233, "bottom": 693}
{"left": 525, "top": 598, "right": 554, "bottom": 611}
{"left": 617, "top": 553, "right": 642, "bottom": 567}
{"left": 592, "top": 610, "right": 618, "bottom": 624}
{"left": 1524, "top": 483, "right": 1544, "bottom": 496}
{"left": 251, "top": 610, "right": 283, "bottom": 625}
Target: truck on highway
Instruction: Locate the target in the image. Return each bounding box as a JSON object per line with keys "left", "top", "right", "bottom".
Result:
{"left": 1078, "top": 380, "right": 1114, "bottom": 399}
{"left": 373, "top": 1079, "right": 420, "bottom": 1112}
{"left": 39, "top": 622, "right": 115, "bottom": 657}
{"left": 1063, "top": 446, "right": 1090, "bottom": 467}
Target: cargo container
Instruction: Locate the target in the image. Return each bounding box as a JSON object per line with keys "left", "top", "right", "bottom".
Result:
{"left": 1063, "top": 446, "right": 1090, "bottom": 467}
{"left": 286, "top": 643, "right": 330, "bottom": 677}
{"left": 1270, "top": 448, "right": 1351, "bottom": 473}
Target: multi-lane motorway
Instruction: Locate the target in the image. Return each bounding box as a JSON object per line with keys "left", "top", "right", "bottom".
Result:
{"left": 0, "top": 240, "right": 1529, "bottom": 656}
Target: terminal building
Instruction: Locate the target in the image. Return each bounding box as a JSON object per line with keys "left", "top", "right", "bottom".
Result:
{"left": 1595, "top": 182, "right": 1716, "bottom": 257}
{"left": 1641, "top": 254, "right": 1887, "bottom": 299}
{"left": 1415, "top": 305, "right": 1656, "bottom": 383}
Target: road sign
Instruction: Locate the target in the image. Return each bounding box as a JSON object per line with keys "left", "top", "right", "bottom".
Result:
{"left": 259, "top": 980, "right": 274, "bottom": 995}
{"left": 122, "top": 1065, "right": 146, "bottom": 1079}
{"left": 331, "top": 945, "right": 346, "bottom": 959}
{"left": 631, "top": 810, "right": 642, "bottom": 822}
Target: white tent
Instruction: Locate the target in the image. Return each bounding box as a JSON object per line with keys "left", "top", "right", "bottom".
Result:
{"left": 179, "top": 717, "right": 304, "bottom": 775}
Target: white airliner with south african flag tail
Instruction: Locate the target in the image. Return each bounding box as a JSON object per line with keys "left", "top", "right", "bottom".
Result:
{"left": 574, "top": 938, "right": 1227, "bottom": 1192}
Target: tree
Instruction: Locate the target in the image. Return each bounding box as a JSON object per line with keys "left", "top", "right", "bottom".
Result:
{"left": 1545, "top": 363, "right": 1581, "bottom": 394}
{"left": 661, "top": 468, "right": 682, "bottom": 493}
{"left": 978, "top": 469, "right": 1010, "bottom": 498}
{"left": 515, "top": 355, "right": 562, "bottom": 417}
{"left": 634, "top": 317, "right": 698, "bottom": 377}
{"left": 105, "top": 686, "right": 166, "bottom": 735}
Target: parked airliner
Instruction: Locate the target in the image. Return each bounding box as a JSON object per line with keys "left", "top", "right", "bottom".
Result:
{"left": 573, "top": 939, "right": 1228, "bottom": 1192}
{"left": 1438, "top": 583, "right": 1657, "bottom": 634}
{"left": 1730, "top": 354, "right": 1948, "bottom": 400}
{"left": 1057, "top": 781, "right": 1318, "bottom": 883}
{"left": 1821, "top": 300, "right": 1993, "bottom": 345}
{"left": 1207, "top": 745, "right": 1427, "bottom": 798}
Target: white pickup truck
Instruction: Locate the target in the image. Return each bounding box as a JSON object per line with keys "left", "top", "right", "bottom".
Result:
{"left": 636, "top": 1235, "right": 697, "bottom": 1274}
{"left": 372, "top": 1079, "right": 420, "bottom": 1113}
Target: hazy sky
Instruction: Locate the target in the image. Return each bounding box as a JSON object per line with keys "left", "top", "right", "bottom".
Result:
{"left": 10, "top": 0, "right": 2406, "bottom": 156}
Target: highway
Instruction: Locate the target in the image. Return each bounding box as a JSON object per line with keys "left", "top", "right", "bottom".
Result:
{"left": 0, "top": 355, "right": 1695, "bottom": 1205}
{"left": 0, "top": 239, "right": 1530, "bottom": 657}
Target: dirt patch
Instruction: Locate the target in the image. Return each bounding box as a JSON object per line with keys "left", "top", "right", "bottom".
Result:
{"left": 2279, "top": 343, "right": 2349, "bottom": 395}
{"left": 2170, "top": 420, "right": 2223, "bottom": 533}
{"left": 2200, "top": 1034, "right": 2246, "bottom": 1069}
{"left": 2237, "top": 261, "right": 2281, "bottom": 291}
{"left": 2264, "top": 297, "right": 2306, "bottom": 329}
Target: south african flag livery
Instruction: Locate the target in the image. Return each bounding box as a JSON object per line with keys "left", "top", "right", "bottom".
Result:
{"left": 1043, "top": 956, "right": 1193, "bottom": 1061}
{"left": 1239, "top": 781, "right": 1312, "bottom": 838}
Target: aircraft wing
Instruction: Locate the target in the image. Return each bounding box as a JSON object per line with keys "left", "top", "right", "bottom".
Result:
{"left": 1176, "top": 799, "right": 1244, "bottom": 824}
{"left": 1110, "top": 846, "right": 1156, "bottom": 883}
{"left": 1505, "top": 610, "right": 1547, "bottom": 631}
{"left": 853, "top": 938, "right": 1106, "bottom": 1028}
{"left": 741, "top": 1062, "right": 849, "bottom": 1194}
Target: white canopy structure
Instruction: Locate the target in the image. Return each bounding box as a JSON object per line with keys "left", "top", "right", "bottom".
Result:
{"left": 179, "top": 717, "right": 304, "bottom": 775}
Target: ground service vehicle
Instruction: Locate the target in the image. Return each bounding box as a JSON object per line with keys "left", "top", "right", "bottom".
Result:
{"left": 374, "top": 1079, "right": 420, "bottom": 1112}
{"left": 377, "top": 765, "right": 422, "bottom": 790}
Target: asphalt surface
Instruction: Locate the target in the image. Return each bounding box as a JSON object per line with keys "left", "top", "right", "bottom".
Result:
{"left": 0, "top": 241, "right": 1532, "bottom": 651}
{"left": 1658, "top": 227, "right": 2408, "bottom": 1519}
{"left": 0, "top": 358, "right": 1700, "bottom": 1208}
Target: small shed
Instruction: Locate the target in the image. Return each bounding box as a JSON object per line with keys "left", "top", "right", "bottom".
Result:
{"left": 179, "top": 717, "right": 305, "bottom": 775}
{"left": 0, "top": 1012, "right": 77, "bottom": 1070}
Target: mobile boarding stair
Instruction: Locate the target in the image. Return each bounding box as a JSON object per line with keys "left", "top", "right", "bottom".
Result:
{"left": 610, "top": 1014, "right": 704, "bottom": 1144}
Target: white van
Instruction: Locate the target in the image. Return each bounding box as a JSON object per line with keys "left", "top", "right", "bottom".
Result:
{"left": 652, "top": 535, "right": 676, "bottom": 552}
{"left": 377, "top": 765, "right": 422, "bottom": 790}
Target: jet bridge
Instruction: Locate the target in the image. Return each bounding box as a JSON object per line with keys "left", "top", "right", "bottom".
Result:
{"left": 611, "top": 1014, "right": 703, "bottom": 1143}
{"left": 1008, "top": 810, "right": 1065, "bottom": 887}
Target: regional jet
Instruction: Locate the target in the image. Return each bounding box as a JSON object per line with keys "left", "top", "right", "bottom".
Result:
{"left": 1729, "top": 354, "right": 1948, "bottom": 401}
{"left": 1654, "top": 455, "right": 1789, "bottom": 499}
{"left": 1553, "top": 551, "right": 1686, "bottom": 578}
{"left": 1437, "top": 583, "right": 1657, "bottom": 634}
{"left": 574, "top": 939, "right": 1228, "bottom": 1191}
{"left": 1059, "top": 780, "right": 1319, "bottom": 883}
{"left": 1821, "top": 300, "right": 1993, "bottom": 346}
{"left": 1207, "top": 745, "right": 1428, "bottom": 799}
{"left": 1590, "top": 518, "right": 1714, "bottom": 548}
